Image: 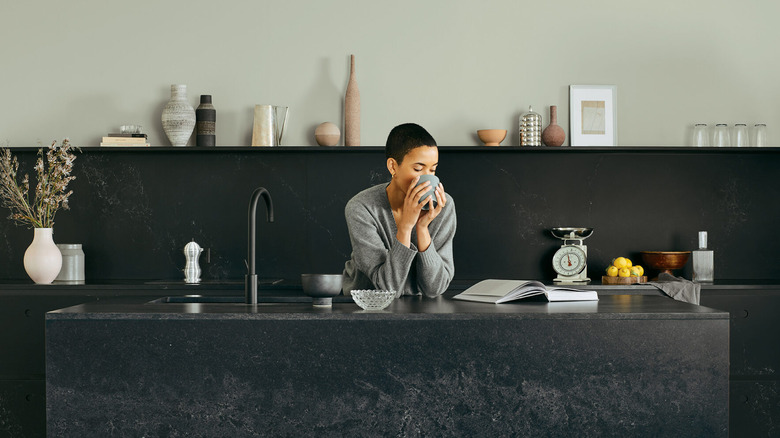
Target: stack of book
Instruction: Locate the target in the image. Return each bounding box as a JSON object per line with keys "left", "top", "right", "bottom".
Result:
{"left": 100, "top": 134, "right": 150, "bottom": 147}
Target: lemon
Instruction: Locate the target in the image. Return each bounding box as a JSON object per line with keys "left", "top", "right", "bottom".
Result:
{"left": 624, "top": 258, "right": 633, "bottom": 268}
{"left": 630, "top": 266, "right": 642, "bottom": 277}
{"left": 618, "top": 267, "right": 631, "bottom": 277}
{"left": 613, "top": 257, "right": 629, "bottom": 269}
{"left": 634, "top": 265, "right": 644, "bottom": 276}
{"left": 606, "top": 266, "right": 619, "bottom": 277}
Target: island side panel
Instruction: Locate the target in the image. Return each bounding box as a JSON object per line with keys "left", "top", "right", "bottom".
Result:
{"left": 46, "top": 317, "right": 728, "bottom": 437}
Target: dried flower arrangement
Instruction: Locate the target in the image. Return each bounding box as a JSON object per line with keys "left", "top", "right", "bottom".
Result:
{"left": 0, "top": 139, "right": 78, "bottom": 229}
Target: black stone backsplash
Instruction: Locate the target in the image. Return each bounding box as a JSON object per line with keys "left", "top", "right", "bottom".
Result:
{"left": 1, "top": 146, "right": 777, "bottom": 282}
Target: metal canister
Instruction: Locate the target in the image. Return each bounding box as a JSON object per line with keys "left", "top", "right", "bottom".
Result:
{"left": 54, "top": 244, "right": 85, "bottom": 284}
{"left": 520, "top": 106, "right": 542, "bottom": 146}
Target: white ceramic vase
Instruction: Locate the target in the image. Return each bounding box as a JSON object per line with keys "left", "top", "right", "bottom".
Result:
{"left": 161, "top": 84, "right": 196, "bottom": 146}
{"left": 23, "top": 228, "right": 62, "bottom": 284}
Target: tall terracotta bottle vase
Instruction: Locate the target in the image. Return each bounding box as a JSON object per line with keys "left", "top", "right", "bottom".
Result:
{"left": 541, "top": 105, "right": 566, "bottom": 147}
{"left": 345, "top": 54, "right": 360, "bottom": 146}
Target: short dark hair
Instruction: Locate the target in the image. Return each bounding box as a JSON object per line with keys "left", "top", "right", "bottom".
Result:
{"left": 385, "top": 123, "right": 437, "bottom": 163}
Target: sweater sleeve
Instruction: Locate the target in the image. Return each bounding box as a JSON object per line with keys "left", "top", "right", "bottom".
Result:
{"left": 345, "top": 200, "right": 416, "bottom": 293}
{"left": 415, "top": 195, "right": 456, "bottom": 297}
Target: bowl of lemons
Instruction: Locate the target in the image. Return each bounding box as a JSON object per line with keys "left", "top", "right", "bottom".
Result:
{"left": 603, "top": 256, "right": 647, "bottom": 284}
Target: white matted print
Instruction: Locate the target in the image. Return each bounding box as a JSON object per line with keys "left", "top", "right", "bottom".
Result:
{"left": 569, "top": 85, "right": 617, "bottom": 146}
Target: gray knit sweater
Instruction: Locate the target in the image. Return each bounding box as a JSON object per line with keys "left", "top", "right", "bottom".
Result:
{"left": 342, "top": 183, "right": 456, "bottom": 297}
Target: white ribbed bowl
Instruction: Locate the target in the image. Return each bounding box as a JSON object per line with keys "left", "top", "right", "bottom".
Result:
{"left": 351, "top": 290, "right": 396, "bottom": 310}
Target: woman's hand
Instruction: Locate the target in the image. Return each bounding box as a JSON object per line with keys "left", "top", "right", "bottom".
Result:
{"left": 416, "top": 183, "right": 446, "bottom": 227}
{"left": 394, "top": 176, "right": 430, "bottom": 247}
{"left": 416, "top": 183, "right": 446, "bottom": 252}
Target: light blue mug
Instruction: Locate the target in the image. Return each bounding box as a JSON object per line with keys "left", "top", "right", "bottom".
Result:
{"left": 415, "top": 175, "right": 440, "bottom": 210}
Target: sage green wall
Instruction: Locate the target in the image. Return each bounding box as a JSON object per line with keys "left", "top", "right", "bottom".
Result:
{"left": 2, "top": 0, "right": 777, "bottom": 146}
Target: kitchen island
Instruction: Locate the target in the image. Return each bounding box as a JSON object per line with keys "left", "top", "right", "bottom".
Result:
{"left": 46, "top": 293, "right": 728, "bottom": 437}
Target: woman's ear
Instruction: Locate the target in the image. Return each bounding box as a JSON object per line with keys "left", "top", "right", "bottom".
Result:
{"left": 386, "top": 158, "right": 397, "bottom": 177}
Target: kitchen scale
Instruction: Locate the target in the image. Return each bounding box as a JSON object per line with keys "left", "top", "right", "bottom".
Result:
{"left": 550, "top": 227, "right": 593, "bottom": 284}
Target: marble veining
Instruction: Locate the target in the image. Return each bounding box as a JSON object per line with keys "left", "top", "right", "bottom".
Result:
{"left": 46, "top": 296, "right": 729, "bottom": 437}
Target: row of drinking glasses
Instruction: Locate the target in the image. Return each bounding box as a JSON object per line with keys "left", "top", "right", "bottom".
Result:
{"left": 692, "top": 123, "right": 766, "bottom": 147}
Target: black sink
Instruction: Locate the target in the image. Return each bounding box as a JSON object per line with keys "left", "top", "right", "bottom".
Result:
{"left": 143, "top": 278, "right": 283, "bottom": 286}
{"left": 149, "top": 295, "right": 354, "bottom": 304}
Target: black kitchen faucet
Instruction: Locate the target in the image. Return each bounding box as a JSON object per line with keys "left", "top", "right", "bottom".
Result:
{"left": 245, "top": 187, "right": 274, "bottom": 304}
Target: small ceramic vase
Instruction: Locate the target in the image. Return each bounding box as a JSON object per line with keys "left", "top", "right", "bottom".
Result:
{"left": 542, "top": 105, "right": 566, "bottom": 147}
{"left": 162, "top": 84, "right": 196, "bottom": 146}
{"left": 315, "top": 122, "right": 341, "bottom": 146}
{"left": 196, "top": 95, "right": 216, "bottom": 147}
{"left": 23, "top": 228, "right": 62, "bottom": 284}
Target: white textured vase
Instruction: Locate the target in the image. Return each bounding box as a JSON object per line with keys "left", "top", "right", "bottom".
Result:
{"left": 161, "top": 84, "right": 196, "bottom": 146}
{"left": 23, "top": 228, "right": 62, "bottom": 284}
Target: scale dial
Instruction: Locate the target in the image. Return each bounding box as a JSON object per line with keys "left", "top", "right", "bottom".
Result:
{"left": 552, "top": 245, "right": 587, "bottom": 276}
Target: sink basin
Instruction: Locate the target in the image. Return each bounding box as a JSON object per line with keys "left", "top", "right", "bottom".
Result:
{"left": 150, "top": 295, "right": 354, "bottom": 304}
{"left": 144, "top": 278, "right": 283, "bottom": 286}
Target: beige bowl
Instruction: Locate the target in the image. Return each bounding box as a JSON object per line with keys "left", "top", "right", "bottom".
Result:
{"left": 477, "top": 129, "right": 507, "bottom": 146}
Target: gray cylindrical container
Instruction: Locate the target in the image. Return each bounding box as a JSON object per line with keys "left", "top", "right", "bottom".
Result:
{"left": 54, "top": 244, "right": 85, "bottom": 284}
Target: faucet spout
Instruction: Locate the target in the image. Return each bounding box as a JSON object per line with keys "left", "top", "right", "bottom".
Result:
{"left": 246, "top": 187, "right": 274, "bottom": 304}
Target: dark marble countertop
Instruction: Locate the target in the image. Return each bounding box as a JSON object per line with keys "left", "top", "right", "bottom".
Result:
{"left": 3, "top": 278, "right": 780, "bottom": 294}
{"left": 46, "top": 292, "right": 728, "bottom": 321}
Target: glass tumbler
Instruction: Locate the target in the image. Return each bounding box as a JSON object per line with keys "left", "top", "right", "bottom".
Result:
{"left": 713, "top": 124, "right": 730, "bottom": 147}
{"left": 733, "top": 124, "right": 749, "bottom": 147}
{"left": 752, "top": 124, "right": 767, "bottom": 147}
{"left": 692, "top": 124, "right": 709, "bottom": 147}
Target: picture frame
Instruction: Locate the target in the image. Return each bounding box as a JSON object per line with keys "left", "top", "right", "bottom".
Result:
{"left": 569, "top": 85, "right": 617, "bottom": 146}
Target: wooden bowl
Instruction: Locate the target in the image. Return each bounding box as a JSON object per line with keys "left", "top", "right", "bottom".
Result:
{"left": 477, "top": 129, "right": 507, "bottom": 146}
{"left": 602, "top": 275, "right": 647, "bottom": 285}
{"left": 640, "top": 251, "right": 691, "bottom": 279}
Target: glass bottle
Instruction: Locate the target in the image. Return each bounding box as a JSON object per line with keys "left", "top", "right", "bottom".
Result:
{"left": 733, "top": 124, "right": 748, "bottom": 147}
{"left": 692, "top": 231, "right": 714, "bottom": 283}
{"left": 752, "top": 124, "right": 767, "bottom": 147}
{"left": 712, "top": 124, "right": 730, "bottom": 147}
{"left": 692, "top": 124, "right": 709, "bottom": 147}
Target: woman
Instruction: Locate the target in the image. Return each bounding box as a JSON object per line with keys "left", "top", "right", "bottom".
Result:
{"left": 342, "top": 123, "right": 456, "bottom": 297}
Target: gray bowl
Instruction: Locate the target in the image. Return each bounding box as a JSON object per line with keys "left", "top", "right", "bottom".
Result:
{"left": 301, "top": 274, "right": 343, "bottom": 306}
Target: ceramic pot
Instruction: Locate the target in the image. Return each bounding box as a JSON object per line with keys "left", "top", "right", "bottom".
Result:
{"left": 542, "top": 105, "right": 566, "bottom": 147}
{"left": 315, "top": 122, "right": 340, "bottom": 146}
{"left": 196, "top": 95, "right": 216, "bottom": 147}
{"left": 162, "top": 84, "right": 196, "bottom": 146}
{"left": 345, "top": 54, "right": 360, "bottom": 146}
{"left": 23, "top": 228, "right": 62, "bottom": 284}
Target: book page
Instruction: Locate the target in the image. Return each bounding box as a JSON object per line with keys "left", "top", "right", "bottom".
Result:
{"left": 458, "top": 279, "right": 538, "bottom": 297}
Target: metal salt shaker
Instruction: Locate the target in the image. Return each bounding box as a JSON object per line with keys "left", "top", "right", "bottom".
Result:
{"left": 184, "top": 240, "right": 203, "bottom": 284}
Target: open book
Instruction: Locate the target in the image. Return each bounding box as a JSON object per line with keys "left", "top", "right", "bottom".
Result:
{"left": 452, "top": 279, "right": 598, "bottom": 303}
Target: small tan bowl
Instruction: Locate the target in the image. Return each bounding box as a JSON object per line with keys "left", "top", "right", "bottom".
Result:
{"left": 477, "top": 129, "right": 507, "bottom": 146}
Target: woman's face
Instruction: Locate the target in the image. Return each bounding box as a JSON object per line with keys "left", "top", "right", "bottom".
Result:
{"left": 389, "top": 146, "right": 439, "bottom": 190}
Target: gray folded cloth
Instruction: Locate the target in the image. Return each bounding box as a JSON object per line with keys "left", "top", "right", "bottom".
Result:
{"left": 648, "top": 273, "right": 700, "bottom": 305}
